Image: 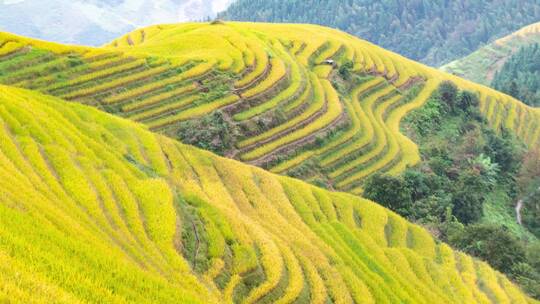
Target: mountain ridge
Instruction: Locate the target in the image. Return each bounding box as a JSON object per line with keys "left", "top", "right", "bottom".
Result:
{"left": 219, "top": 0, "right": 540, "bottom": 66}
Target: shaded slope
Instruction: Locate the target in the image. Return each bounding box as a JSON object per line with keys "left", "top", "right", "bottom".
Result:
{"left": 0, "top": 84, "right": 536, "bottom": 303}
{"left": 442, "top": 22, "right": 540, "bottom": 85}
{"left": 0, "top": 22, "right": 539, "bottom": 195}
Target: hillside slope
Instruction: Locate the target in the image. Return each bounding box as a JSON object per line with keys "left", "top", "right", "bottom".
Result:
{"left": 1, "top": 23, "right": 539, "bottom": 195}
{"left": 491, "top": 42, "right": 540, "bottom": 106}
{"left": 441, "top": 22, "right": 540, "bottom": 85}
{"left": 0, "top": 83, "right": 536, "bottom": 303}
{"left": 218, "top": 0, "right": 540, "bottom": 66}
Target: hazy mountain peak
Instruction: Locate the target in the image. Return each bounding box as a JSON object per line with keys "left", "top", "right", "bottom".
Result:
{"left": 0, "top": 0, "right": 233, "bottom": 45}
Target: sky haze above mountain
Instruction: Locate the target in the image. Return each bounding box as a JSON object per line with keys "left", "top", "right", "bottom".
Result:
{"left": 0, "top": 0, "right": 233, "bottom": 46}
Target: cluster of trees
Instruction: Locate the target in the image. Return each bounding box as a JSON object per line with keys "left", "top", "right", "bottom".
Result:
{"left": 364, "top": 82, "right": 540, "bottom": 298}
{"left": 450, "top": 224, "right": 540, "bottom": 296}
{"left": 177, "top": 111, "right": 235, "bottom": 155}
{"left": 220, "top": 0, "right": 540, "bottom": 66}
{"left": 492, "top": 43, "right": 540, "bottom": 107}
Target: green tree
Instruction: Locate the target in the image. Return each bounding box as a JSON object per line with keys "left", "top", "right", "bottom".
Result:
{"left": 338, "top": 60, "right": 354, "bottom": 80}
{"left": 177, "top": 111, "right": 235, "bottom": 155}
{"left": 451, "top": 168, "right": 491, "bottom": 224}
{"left": 456, "top": 90, "right": 479, "bottom": 114}
{"left": 448, "top": 224, "right": 526, "bottom": 274}
{"left": 483, "top": 128, "right": 522, "bottom": 180}
{"left": 438, "top": 81, "right": 458, "bottom": 113}
{"left": 492, "top": 43, "right": 540, "bottom": 106}
{"left": 363, "top": 174, "right": 412, "bottom": 215}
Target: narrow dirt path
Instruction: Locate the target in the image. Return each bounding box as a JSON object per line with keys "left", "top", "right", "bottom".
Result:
{"left": 516, "top": 199, "right": 523, "bottom": 225}
{"left": 515, "top": 185, "right": 540, "bottom": 225}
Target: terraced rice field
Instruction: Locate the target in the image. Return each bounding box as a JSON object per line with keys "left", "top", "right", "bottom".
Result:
{"left": 0, "top": 22, "right": 539, "bottom": 194}
{"left": 0, "top": 84, "right": 534, "bottom": 303}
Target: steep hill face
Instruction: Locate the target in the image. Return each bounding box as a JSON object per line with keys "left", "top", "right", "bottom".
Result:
{"left": 0, "top": 84, "right": 536, "bottom": 303}
{"left": 218, "top": 0, "right": 540, "bottom": 66}
{"left": 442, "top": 22, "right": 540, "bottom": 86}
{"left": 0, "top": 23, "right": 538, "bottom": 195}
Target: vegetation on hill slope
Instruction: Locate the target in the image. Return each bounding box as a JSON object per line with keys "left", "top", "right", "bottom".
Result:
{"left": 1, "top": 84, "right": 536, "bottom": 303}
{"left": 1, "top": 21, "right": 540, "bottom": 301}
{"left": 1, "top": 22, "right": 539, "bottom": 197}
{"left": 364, "top": 82, "right": 540, "bottom": 298}
{"left": 442, "top": 22, "right": 540, "bottom": 86}
{"left": 218, "top": 0, "right": 540, "bottom": 66}
{"left": 492, "top": 43, "right": 540, "bottom": 107}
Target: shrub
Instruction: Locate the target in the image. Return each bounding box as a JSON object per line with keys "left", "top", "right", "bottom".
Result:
{"left": 363, "top": 174, "right": 412, "bottom": 214}
{"left": 405, "top": 95, "right": 442, "bottom": 136}
{"left": 451, "top": 168, "right": 491, "bottom": 224}
{"left": 177, "top": 111, "right": 234, "bottom": 155}
{"left": 456, "top": 90, "right": 479, "bottom": 113}
{"left": 448, "top": 223, "right": 526, "bottom": 274}
{"left": 438, "top": 81, "right": 458, "bottom": 113}
{"left": 338, "top": 60, "right": 354, "bottom": 80}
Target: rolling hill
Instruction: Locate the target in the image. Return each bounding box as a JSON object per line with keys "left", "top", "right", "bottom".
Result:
{"left": 218, "top": 0, "right": 540, "bottom": 66}
{"left": 0, "top": 22, "right": 539, "bottom": 196}
{"left": 442, "top": 22, "right": 540, "bottom": 86}
{"left": 0, "top": 82, "right": 537, "bottom": 303}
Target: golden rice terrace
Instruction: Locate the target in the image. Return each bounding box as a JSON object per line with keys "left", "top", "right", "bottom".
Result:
{"left": 0, "top": 21, "right": 538, "bottom": 304}
{"left": 1, "top": 22, "right": 539, "bottom": 195}
{"left": 0, "top": 84, "right": 535, "bottom": 303}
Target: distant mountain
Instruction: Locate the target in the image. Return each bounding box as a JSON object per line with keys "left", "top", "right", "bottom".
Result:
{"left": 442, "top": 22, "right": 540, "bottom": 86}
{"left": 0, "top": 0, "right": 233, "bottom": 46}
{"left": 219, "top": 0, "right": 540, "bottom": 66}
